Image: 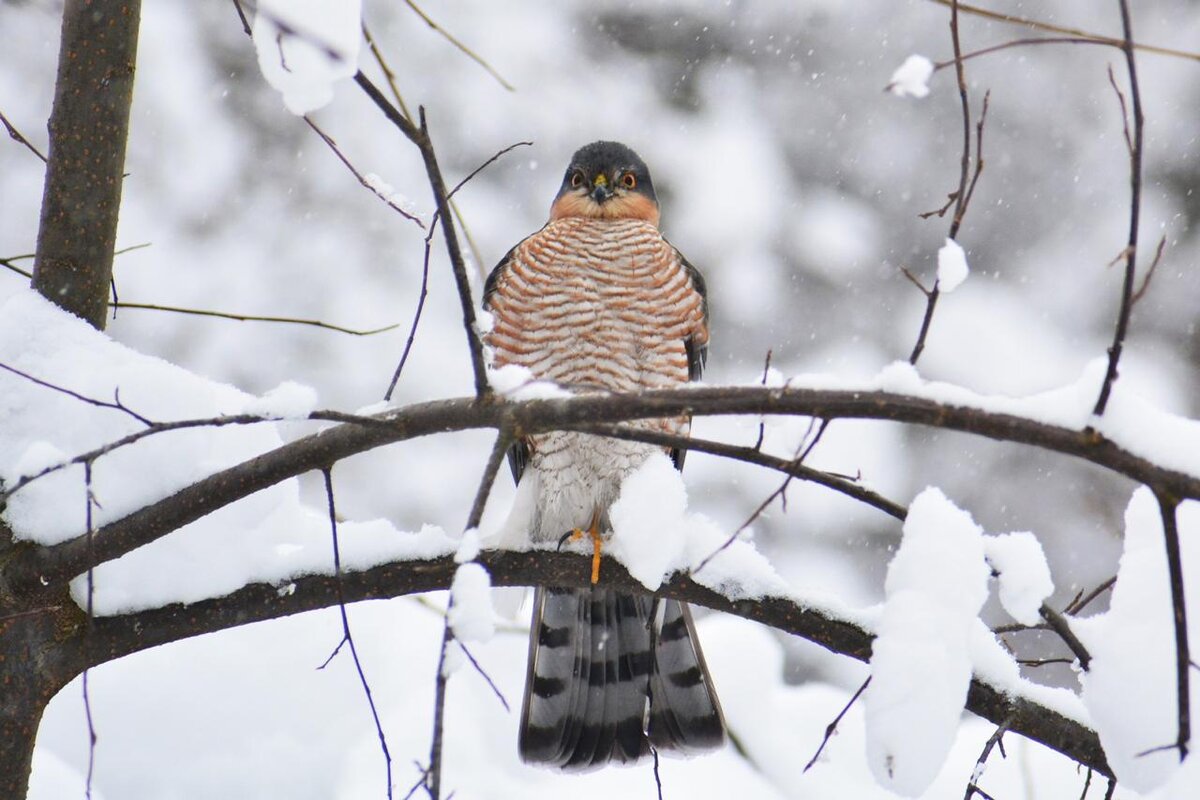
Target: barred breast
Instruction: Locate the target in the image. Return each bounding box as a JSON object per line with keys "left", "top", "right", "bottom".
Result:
{"left": 485, "top": 217, "right": 707, "bottom": 542}
{"left": 487, "top": 217, "right": 704, "bottom": 393}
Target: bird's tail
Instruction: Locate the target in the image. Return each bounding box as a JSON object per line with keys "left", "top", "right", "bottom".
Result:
{"left": 518, "top": 585, "right": 725, "bottom": 770}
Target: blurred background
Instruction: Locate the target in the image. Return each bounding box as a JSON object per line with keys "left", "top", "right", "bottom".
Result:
{"left": 2, "top": 0, "right": 1198, "bottom": 796}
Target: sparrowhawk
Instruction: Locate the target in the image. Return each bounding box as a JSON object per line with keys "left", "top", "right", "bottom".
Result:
{"left": 483, "top": 140, "right": 726, "bottom": 769}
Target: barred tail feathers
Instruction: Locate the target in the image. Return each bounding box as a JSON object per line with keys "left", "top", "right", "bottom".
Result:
{"left": 518, "top": 586, "right": 725, "bottom": 770}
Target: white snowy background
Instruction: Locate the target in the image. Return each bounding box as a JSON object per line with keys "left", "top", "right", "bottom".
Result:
{"left": 2, "top": 0, "right": 1200, "bottom": 797}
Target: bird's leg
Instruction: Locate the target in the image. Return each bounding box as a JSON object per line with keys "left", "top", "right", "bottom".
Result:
{"left": 559, "top": 509, "right": 604, "bottom": 585}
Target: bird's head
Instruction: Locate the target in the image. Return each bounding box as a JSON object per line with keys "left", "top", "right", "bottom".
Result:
{"left": 549, "top": 141, "right": 659, "bottom": 225}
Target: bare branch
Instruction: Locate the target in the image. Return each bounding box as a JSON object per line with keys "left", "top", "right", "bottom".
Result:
{"left": 0, "top": 109, "right": 47, "bottom": 163}
{"left": 1131, "top": 235, "right": 1167, "bottom": 307}
{"left": 402, "top": 0, "right": 516, "bottom": 91}
{"left": 1039, "top": 604, "right": 1092, "bottom": 671}
{"left": 1154, "top": 490, "right": 1191, "bottom": 760}
{"left": 925, "top": 0, "right": 1200, "bottom": 63}
{"left": 109, "top": 300, "right": 400, "bottom": 336}
{"left": 302, "top": 116, "right": 425, "bottom": 228}
{"left": 1092, "top": 0, "right": 1146, "bottom": 417}
{"left": 0, "top": 361, "right": 152, "bottom": 426}
{"left": 804, "top": 677, "right": 870, "bottom": 772}
{"left": 964, "top": 718, "right": 1011, "bottom": 799}
{"left": 321, "top": 468, "right": 394, "bottom": 798}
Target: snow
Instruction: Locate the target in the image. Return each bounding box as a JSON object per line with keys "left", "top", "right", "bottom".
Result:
{"left": 9, "top": 440, "right": 67, "bottom": 481}
{"left": 447, "top": 562, "right": 495, "bottom": 643}
{"left": 607, "top": 452, "right": 791, "bottom": 601}
{"left": 252, "top": 0, "right": 362, "bottom": 115}
{"left": 864, "top": 487, "right": 990, "bottom": 796}
{"left": 887, "top": 55, "right": 934, "bottom": 98}
{"left": 0, "top": 288, "right": 456, "bottom": 615}
{"left": 984, "top": 532, "right": 1054, "bottom": 626}
{"left": 937, "top": 238, "right": 969, "bottom": 292}
{"left": 455, "top": 527, "right": 482, "bottom": 563}
{"left": 240, "top": 380, "right": 318, "bottom": 418}
{"left": 1075, "top": 488, "right": 1200, "bottom": 792}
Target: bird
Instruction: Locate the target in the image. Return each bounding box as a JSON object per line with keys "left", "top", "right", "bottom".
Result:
{"left": 482, "top": 141, "right": 726, "bottom": 769}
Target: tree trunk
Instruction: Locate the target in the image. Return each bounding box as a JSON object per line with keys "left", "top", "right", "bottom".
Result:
{"left": 32, "top": 0, "right": 142, "bottom": 330}
{"left": 5, "top": 0, "right": 142, "bottom": 794}
{"left": 0, "top": 597, "right": 83, "bottom": 799}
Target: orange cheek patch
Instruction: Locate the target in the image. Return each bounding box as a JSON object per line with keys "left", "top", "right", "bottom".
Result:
{"left": 549, "top": 192, "right": 660, "bottom": 226}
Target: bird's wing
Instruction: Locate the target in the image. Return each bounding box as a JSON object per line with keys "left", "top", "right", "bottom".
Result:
{"left": 483, "top": 242, "right": 530, "bottom": 483}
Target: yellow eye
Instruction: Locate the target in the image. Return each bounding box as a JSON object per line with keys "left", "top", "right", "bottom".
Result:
{"left": 621, "top": 172, "right": 637, "bottom": 189}
{"left": 570, "top": 172, "right": 584, "bottom": 188}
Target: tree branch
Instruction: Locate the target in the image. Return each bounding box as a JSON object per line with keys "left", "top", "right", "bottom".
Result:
{"left": 1092, "top": 0, "right": 1145, "bottom": 417}
{"left": 8, "top": 384, "right": 1200, "bottom": 595}
{"left": 80, "top": 548, "right": 1112, "bottom": 777}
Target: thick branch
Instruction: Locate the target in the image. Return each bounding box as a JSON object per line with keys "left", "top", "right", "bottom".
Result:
{"left": 82, "top": 549, "right": 1111, "bottom": 777}
{"left": 9, "top": 385, "right": 1200, "bottom": 593}
{"left": 32, "top": 0, "right": 142, "bottom": 330}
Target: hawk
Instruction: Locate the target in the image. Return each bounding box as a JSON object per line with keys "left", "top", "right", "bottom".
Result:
{"left": 483, "top": 141, "right": 726, "bottom": 769}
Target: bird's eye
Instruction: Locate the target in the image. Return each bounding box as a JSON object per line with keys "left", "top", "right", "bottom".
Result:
{"left": 570, "top": 172, "right": 584, "bottom": 188}
{"left": 621, "top": 172, "right": 637, "bottom": 189}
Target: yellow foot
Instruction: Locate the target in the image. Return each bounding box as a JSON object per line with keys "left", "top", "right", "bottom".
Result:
{"left": 564, "top": 513, "right": 604, "bottom": 585}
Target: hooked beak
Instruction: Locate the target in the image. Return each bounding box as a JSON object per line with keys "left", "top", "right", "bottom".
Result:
{"left": 590, "top": 174, "right": 612, "bottom": 204}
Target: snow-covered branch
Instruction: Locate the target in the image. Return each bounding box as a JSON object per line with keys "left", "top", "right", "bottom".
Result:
{"left": 81, "top": 548, "right": 1112, "bottom": 778}
{"left": 9, "top": 373, "right": 1200, "bottom": 595}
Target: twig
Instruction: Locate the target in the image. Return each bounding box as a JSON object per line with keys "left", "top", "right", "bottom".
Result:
{"left": 428, "top": 621, "right": 452, "bottom": 800}
{"left": 963, "top": 718, "right": 1010, "bottom": 800}
{"left": 354, "top": 73, "right": 490, "bottom": 397}
{"left": 321, "top": 468, "right": 394, "bottom": 798}
{"left": 383, "top": 133, "right": 531, "bottom": 399}
{"left": 1017, "top": 657, "right": 1076, "bottom": 668}
{"left": 427, "top": 432, "right": 511, "bottom": 797}
{"left": 1039, "top": 604, "right": 1092, "bottom": 671}
{"left": 650, "top": 744, "right": 664, "bottom": 800}
{"left": 753, "top": 349, "right": 773, "bottom": 451}
{"left": 82, "top": 460, "right": 98, "bottom": 799}
{"left": 0, "top": 256, "right": 32, "bottom": 279}
{"left": 110, "top": 300, "right": 399, "bottom": 336}
{"left": 926, "top": 0, "right": 1200, "bottom": 63}
{"left": 1092, "top": 0, "right": 1145, "bottom": 417}
{"left": 900, "top": 265, "right": 932, "bottom": 295}
{"left": 909, "top": 0, "right": 980, "bottom": 366}
{"left": 0, "top": 108, "right": 47, "bottom": 162}
{"left": 1131, "top": 235, "right": 1167, "bottom": 306}
{"left": 1104, "top": 777, "right": 1117, "bottom": 800}
{"left": 0, "top": 361, "right": 152, "bottom": 426}
{"left": 932, "top": 36, "right": 1120, "bottom": 72}
{"left": 384, "top": 229, "right": 434, "bottom": 400}
{"left": 402, "top": 0, "right": 516, "bottom": 91}
{"left": 458, "top": 642, "right": 510, "bottom": 712}
{"left": 804, "top": 676, "right": 870, "bottom": 772}
{"left": 466, "top": 431, "right": 512, "bottom": 530}
{"left": 362, "top": 22, "right": 415, "bottom": 123}
{"left": 1154, "top": 489, "right": 1191, "bottom": 760}
{"left": 1106, "top": 66, "right": 1134, "bottom": 156}
{"left": 302, "top": 116, "right": 425, "bottom": 228}
{"left": 1064, "top": 576, "right": 1117, "bottom": 616}
{"left": 446, "top": 141, "right": 533, "bottom": 201}
{"left": 1079, "top": 767, "right": 1093, "bottom": 800}
{"left": 692, "top": 419, "right": 828, "bottom": 574}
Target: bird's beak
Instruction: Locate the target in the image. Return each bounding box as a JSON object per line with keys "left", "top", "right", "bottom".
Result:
{"left": 591, "top": 174, "right": 612, "bottom": 204}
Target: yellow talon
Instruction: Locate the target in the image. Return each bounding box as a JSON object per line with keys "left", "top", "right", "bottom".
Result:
{"left": 569, "top": 511, "right": 604, "bottom": 585}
